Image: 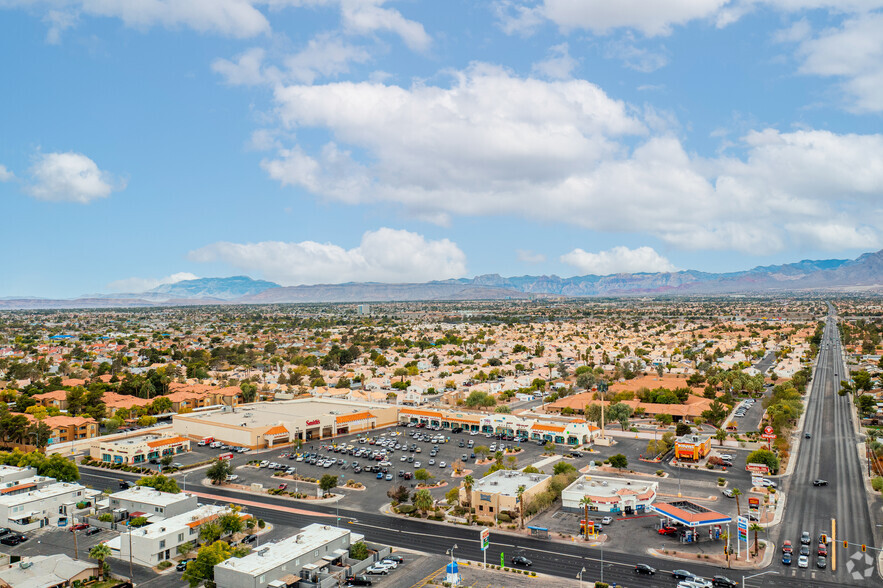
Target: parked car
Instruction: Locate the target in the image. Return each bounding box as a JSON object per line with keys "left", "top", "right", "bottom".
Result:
{"left": 601, "top": 516, "right": 613, "bottom": 525}
{"left": 0, "top": 528, "right": 9, "bottom": 537}
{"left": 377, "top": 559, "right": 398, "bottom": 569}
{"left": 177, "top": 558, "right": 195, "bottom": 571}
{"left": 345, "top": 575, "right": 373, "bottom": 586}
{"left": 0, "top": 534, "right": 26, "bottom": 546}
{"left": 241, "top": 534, "right": 257, "bottom": 544}
{"left": 635, "top": 563, "right": 656, "bottom": 575}
{"left": 85, "top": 526, "right": 101, "bottom": 536}
{"left": 365, "top": 564, "right": 388, "bottom": 575}
{"left": 385, "top": 555, "right": 404, "bottom": 563}
{"left": 658, "top": 526, "right": 678, "bottom": 536}
{"left": 722, "top": 489, "right": 734, "bottom": 498}
{"left": 69, "top": 523, "right": 89, "bottom": 532}
{"left": 511, "top": 556, "right": 532, "bottom": 567}
{"left": 712, "top": 575, "right": 738, "bottom": 587}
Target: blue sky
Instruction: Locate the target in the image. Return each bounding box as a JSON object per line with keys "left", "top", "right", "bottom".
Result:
{"left": 1, "top": 0, "right": 882, "bottom": 298}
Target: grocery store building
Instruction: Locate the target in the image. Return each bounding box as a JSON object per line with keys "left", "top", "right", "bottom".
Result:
{"left": 173, "top": 399, "right": 398, "bottom": 449}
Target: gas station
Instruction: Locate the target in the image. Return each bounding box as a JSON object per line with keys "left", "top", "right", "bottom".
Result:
{"left": 650, "top": 500, "right": 732, "bottom": 543}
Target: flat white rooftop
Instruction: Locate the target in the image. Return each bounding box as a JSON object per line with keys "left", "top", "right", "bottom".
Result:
{"left": 563, "top": 475, "right": 658, "bottom": 499}
{"left": 180, "top": 398, "right": 384, "bottom": 428}
{"left": 472, "top": 470, "right": 550, "bottom": 497}
{"left": 0, "top": 482, "right": 92, "bottom": 506}
{"left": 215, "top": 524, "right": 349, "bottom": 576}
{"left": 130, "top": 504, "right": 225, "bottom": 538}
{"left": 110, "top": 486, "right": 194, "bottom": 507}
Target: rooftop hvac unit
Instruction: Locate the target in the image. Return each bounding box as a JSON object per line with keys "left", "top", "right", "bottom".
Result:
{"left": 258, "top": 547, "right": 270, "bottom": 557}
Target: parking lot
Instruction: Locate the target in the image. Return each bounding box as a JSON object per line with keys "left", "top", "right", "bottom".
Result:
{"left": 228, "top": 425, "right": 555, "bottom": 510}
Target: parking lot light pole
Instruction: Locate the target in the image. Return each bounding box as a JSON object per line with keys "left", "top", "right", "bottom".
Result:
{"left": 741, "top": 570, "right": 778, "bottom": 588}
{"left": 577, "top": 566, "right": 585, "bottom": 588}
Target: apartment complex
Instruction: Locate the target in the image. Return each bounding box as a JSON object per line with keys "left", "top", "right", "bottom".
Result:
{"left": 214, "top": 524, "right": 355, "bottom": 588}
{"left": 0, "top": 481, "right": 98, "bottom": 532}
{"left": 107, "top": 486, "right": 199, "bottom": 520}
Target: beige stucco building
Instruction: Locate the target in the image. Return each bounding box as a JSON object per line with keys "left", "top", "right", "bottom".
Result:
{"left": 460, "top": 470, "right": 551, "bottom": 522}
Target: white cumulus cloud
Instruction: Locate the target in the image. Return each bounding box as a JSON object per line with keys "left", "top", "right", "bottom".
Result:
{"left": 0, "top": 165, "right": 13, "bottom": 182}
{"left": 517, "top": 249, "right": 547, "bottom": 264}
{"left": 259, "top": 64, "right": 883, "bottom": 254}
{"left": 188, "top": 228, "right": 467, "bottom": 285}
{"left": 531, "top": 42, "right": 578, "bottom": 79}
{"left": 107, "top": 272, "right": 199, "bottom": 293}
{"left": 561, "top": 246, "right": 678, "bottom": 275}
{"left": 26, "top": 151, "right": 124, "bottom": 203}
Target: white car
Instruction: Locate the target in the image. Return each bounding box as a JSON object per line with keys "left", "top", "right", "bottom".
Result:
{"left": 758, "top": 478, "right": 777, "bottom": 488}
{"left": 378, "top": 559, "right": 398, "bottom": 569}
{"left": 366, "top": 564, "right": 389, "bottom": 575}
{"left": 295, "top": 455, "right": 303, "bottom": 462}
{"left": 798, "top": 555, "right": 809, "bottom": 568}
{"left": 601, "top": 516, "right": 613, "bottom": 525}
{"left": 718, "top": 454, "right": 735, "bottom": 461}
{"left": 259, "top": 460, "right": 269, "bottom": 468}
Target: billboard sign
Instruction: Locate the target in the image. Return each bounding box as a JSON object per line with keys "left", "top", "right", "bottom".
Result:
{"left": 748, "top": 497, "right": 760, "bottom": 511}
{"left": 480, "top": 528, "right": 490, "bottom": 551}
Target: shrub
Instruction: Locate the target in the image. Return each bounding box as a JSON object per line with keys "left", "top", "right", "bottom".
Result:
{"left": 98, "top": 513, "right": 113, "bottom": 523}
{"left": 595, "top": 583, "right": 609, "bottom": 588}
{"left": 656, "top": 470, "right": 664, "bottom": 476}
{"left": 497, "top": 513, "right": 511, "bottom": 522}
{"left": 157, "top": 561, "right": 173, "bottom": 570}
{"left": 872, "top": 477, "right": 883, "bottom": 492}
{"left": 397, "top": 504, "right": 417, "bottom": 514}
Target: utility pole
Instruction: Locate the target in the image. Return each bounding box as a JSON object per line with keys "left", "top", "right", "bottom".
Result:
{"left": 72, "top": 527, "right": 78, "bottom": 560}
{"left": 128, "top": 527, "right": 134, "bottom": 581}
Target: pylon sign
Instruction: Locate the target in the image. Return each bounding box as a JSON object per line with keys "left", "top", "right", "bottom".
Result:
{"left": 737, "top": 516, "right": 748, "bottom": 542}
{"left": 480, "top": 527, "right": 490, "bottom": 551}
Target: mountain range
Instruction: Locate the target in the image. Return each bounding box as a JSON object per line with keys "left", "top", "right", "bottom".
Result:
{"left": 3, "top": 250, "right": 883, "bottom": 309}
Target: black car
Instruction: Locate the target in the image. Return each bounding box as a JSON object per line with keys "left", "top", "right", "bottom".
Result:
{"left": 385, "top": 555, "right": 404, "bottom": 563}
{"left": 672, "top": 569, "right": 694, "bottom": 580}
{"left": 511, "top": 556, "right": 532, "bottom": 567}
{"left": 813, "top": 479, "right": 828, "bottom": 486}
{"left": 0, "top": 527, "right": 10, "bottom": 537}
{"left": 119, "top": 480, "right": 134, "bottom": 489}
{"left": 346, "top": 576, "right": 373, "bottom": 586}
{"left": 635, "top": 564, "right": 656, "bottom": 575}
{"left": 0, "top": 534, "right": 26, "bottom": 546}
{"left": 241, "top": 534, "right": 257, "bottom": 544}
{"left": 176, "top": 558, "right": 195, "bottom": 571}
{"left": 85, "top": 526, "right": 101, "bottom": 536}
{"left": 712, "top": 576, "right": 738, "bottom": 588}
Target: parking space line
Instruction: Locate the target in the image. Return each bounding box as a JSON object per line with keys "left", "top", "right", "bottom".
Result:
{"left": 407, "top": 564, "right": 446, "bottom": 588}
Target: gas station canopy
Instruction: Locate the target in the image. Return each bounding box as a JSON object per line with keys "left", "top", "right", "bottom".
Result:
{"left": 650, "top": 500, "right": 732, "bottom": 527}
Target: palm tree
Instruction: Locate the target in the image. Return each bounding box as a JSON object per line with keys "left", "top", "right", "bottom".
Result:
{"left": 89, "top": 543, "right": 111, "bottom": 580}
{"left": 516, "top": 485, "right": 526, "bottom": 529}
{"left": 579, "top": 496, "right": 594, "bottom": 540}
{"left": 749, "top": 523, "right": 764, "bottom": 555}
{"left": 731, "top": 488, "right": 742, "bottom": 517}
{"left": 714, "top": 428, "right": 727, "bottom": 446}
{"left": 463, "top": 475, "right": 474, "bottom": 509}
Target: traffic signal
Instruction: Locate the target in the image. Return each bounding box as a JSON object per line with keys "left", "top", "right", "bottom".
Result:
{"left": 844, "top": 540, "right": 848, "bottom": 548}
{"left": 862, "top": 544, "right": 867, "bottom": 552}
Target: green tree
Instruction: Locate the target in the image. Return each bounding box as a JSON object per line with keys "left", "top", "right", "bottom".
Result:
{"left": 177, "top": 541, "right": 194, "bottom": 556}
{"left": 137, "top": 474, "right": 181, "bottom": 493}
{"left": 183, "top": 540, "right": 233, "bottom": 588}
{"left": 608, "top": 453, "right": 628, "bottom": 470}
{"left": 387, "top": 485, "right": 410, "bottom": 504}
{"left": 199, "top": 521, "right": 222, "bottom": 545}
{"left": 655, "top": 413, "right": 673, "bottom": 426}
{"left": 349, "top": 541, "right": 369, "bottom": 561}
{"left": 27, "top": 421, "right": 52, "bottom": 449}
{"left": 675, "top": 422, "right": 692, "bottom": 436}
{"left": 129, "top": 516, "right": 149, "bottom": 527}
{"left": 103, "top": 417, "right": 122, "bottom": 433}
{"left": 319, "top": 474, "right": 339, "bottom": 495}
{"left": 516, "top": 484, "right": 526, "bottom": 528}
{"left": 138, "top": 415, "right": 158, "bottom": 427}
{"left": 445, "top": 486, "right": 460, "bottom": 506}
{"left": 745, "top": 448, "right": 779, "bottom": 474}
{"left": 464, "top": 391, "right": 496, "bottom": 408}
{"left": 217, "top": 509, "right": 244, "bottom": 536}
{"left": 553, "top": 461, "right": 577, "bottom": 475}
{"left": 584, "top": 404, "right": 603, "bottom": 426}
{"left": 413, "top": 488, "right": 433, "bottom": 514}
{"left": 206, "top": 459, "right": 233, "bottom": 485}
{"left": 607, "top": 402, "right": 632, "bottom": 430}
{"left": 714, "top": 428, "right": 728, "bottom": 446}
{"left": 414, "top": 468, "right": 433, "bottom": 483}
{"left": 89, "top": 542, "right": 111, "bottom": 580}
{"left": 239, "top": 382, "right": 257, "bottom": 403}
{"left": 462, "top": 475, "right": 474, "bottom": 508}
{"left": 150, "top": 396, "right": 173, "bottom": 414}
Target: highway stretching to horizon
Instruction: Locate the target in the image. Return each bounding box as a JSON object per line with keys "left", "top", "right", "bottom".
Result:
{"left": 75, "top": 303, "right": 881, "bottom": 587}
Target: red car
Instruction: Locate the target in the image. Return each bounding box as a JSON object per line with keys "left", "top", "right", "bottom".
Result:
{"left": 782, "top": 540, "right": 793, "bottom": 554}
{"left": 658, "top": 526, "right": 678, "bottom": 536}
{"left": 818, "top": 543, "right": 828, "bottom": 556}
{"left": 278, "top": 483, "right": 288, "bottom": 490}
{"left": 69, "top": 523, "right": 89, "bottom": 532}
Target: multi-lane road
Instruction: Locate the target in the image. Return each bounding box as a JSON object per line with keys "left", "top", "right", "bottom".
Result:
{"left": 774, "top": 305, "right": 881, "bottom": 585}
{"left": 72, "top": 305, "right": 880, "bottom": 587}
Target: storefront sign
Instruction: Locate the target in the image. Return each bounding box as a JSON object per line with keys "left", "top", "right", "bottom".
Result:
{"left": 306, "top": 419, "right": 321, "bottom": 426}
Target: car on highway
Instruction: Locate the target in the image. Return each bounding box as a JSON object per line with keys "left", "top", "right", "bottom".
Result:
{"left": 798, "top": 555, "right": 809, "bottom": 568}
{"left": 818, "top": 543, "right": 827, "bottom": 556}
{"left": 801, "top": 531, "right": 811, "bottom": 544}
{"left": 635, "top": 564, "right": 656, "bottom": 575}
{"left": 711, "top": 576, "right": 738, "bottom": 588}
{"left": 813, "top": 479, "right": 828, "bottom": 486}
{"left": 805, "top": 432, "right": 812, "bottom": 439}
{"left": 511, "top": 556, "right": 532, "bottom": 567}
{"left": 817, "top": 555, "right": 827, "bottom": 569}
{"left": 799, "top": 545, "right": 810, "bottom": 557}
{"left": 672, "top": 569, "right": 695, "bottom": 580}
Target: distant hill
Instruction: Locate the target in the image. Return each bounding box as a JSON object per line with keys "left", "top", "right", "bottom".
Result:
{"left": 3, "top": 250, "right": 883, "bottom": 309}
{"left": 148, "top": 276, "right": 280, "bottom": 300}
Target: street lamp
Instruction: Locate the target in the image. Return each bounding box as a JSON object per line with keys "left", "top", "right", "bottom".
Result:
{"left": 742, "top": 570, "right": 778, "bottom": 588}
{"left": 577, "top": 566, "right": 585, "bottom": 588}
{"left": 182, "top": 472, "right": 189, "bottom": 493}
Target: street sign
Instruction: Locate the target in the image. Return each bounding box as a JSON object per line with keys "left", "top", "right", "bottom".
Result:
{"left": 746, "top": 462, "right": 770, "bottom": 474}
{"left": 480, "top": 527, "right": 490, "bottom": 551}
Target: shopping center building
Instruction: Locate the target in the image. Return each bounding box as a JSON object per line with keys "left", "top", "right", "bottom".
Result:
{"left": 172, "top": 399, "right": 398, "bottom": 449}
{"left": 398, "top": 408, "right": 599, "bottom": 446}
